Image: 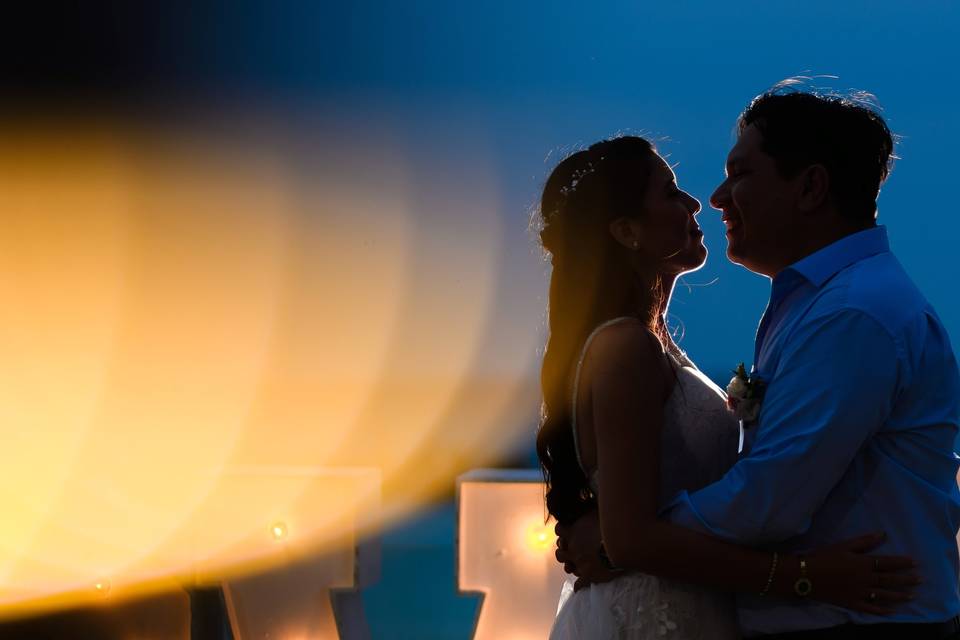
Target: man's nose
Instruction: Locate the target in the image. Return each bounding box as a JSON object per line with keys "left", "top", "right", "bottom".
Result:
{"left": 709, "top": 181, "right": 729, "bottom": 211}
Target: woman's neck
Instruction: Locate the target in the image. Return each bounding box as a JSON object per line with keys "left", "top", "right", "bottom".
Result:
{"left": 626, "top": 270, "right": 676, "bottom": 329}
{"left": 637, "top": 270, "right": 680, "bottom": 354}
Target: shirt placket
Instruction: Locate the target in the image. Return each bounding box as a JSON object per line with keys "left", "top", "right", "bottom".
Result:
{"left": 754, "top": 273, "right": 804, "bottom": 376}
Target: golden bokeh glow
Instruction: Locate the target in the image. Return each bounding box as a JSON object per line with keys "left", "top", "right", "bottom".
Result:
{"left": 0, "top": 119, "right": 539, "bottom": 619}
{"left": 524, "top": 521, "right": 556, "bottom": 554}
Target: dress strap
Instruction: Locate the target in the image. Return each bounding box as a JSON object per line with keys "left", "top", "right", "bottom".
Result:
{"left": 570, "top": 316, "right": 639, "bottom": 475}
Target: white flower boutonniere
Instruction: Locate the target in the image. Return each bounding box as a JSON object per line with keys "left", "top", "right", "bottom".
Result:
{"left": 725, "top": 362, "right": 766, "bottom": 425}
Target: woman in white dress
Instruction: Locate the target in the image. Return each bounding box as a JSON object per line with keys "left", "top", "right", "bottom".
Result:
{"left": 534, "top": 136, "right": 918, "bottom": 639}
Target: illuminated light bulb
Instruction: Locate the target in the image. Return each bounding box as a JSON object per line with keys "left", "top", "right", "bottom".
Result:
{"left": 458, "top": 471, "right": 576, "bottom": 639}
{"left": 270, "top": 521, "right": 288, "bottom": 541}
{"left": 93, "top": 580, "right": 110, "bottom": 595}
{"left": 524, "top": 521, "right": 555, "bottom": 552}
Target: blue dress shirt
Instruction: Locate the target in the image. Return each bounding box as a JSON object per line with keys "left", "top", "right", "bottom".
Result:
{"left": 664, "top": 226, "right": 960, "bottom": 635}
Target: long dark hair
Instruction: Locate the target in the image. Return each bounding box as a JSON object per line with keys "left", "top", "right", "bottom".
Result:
{"left": 535, "top": 136, "right": 668, "bottom": 525}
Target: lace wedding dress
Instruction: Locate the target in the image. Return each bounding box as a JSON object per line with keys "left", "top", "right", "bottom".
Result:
{"left": 549, "top": 318, "right": 742, "bottom": 639}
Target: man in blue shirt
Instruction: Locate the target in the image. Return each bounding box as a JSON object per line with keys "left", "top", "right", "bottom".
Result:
{"left": 557, "top": 90, "right": 960, "bottom": 638}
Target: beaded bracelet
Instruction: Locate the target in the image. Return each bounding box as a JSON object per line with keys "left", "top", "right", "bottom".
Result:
{"left": 759, "top": 551, "right": 779, "bottom": 596}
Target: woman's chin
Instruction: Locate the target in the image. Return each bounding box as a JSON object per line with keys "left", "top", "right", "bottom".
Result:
{"left": 685, "top": 245, "right": 709, "bottom": 271}
{"left": 664, "top": 248, "right": 707, "bottom": 276}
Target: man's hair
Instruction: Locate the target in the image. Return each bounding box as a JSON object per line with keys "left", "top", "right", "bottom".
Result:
{"left": 738, "top": 89, "right": 895, "bottom": 224}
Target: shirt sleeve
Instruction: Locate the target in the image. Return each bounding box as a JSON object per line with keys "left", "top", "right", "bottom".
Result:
{"left": 662, "top": 309, "right": 902, "bottom": 545}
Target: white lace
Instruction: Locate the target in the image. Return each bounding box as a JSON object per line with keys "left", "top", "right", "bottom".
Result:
{"left": 552, "top": 573, "right": 739, "bottom": 639}
{"left": 550, "top": 320, "right": 742, "bottom": 640}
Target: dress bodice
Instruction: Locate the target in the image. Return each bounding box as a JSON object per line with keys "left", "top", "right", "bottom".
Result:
{"left": 655, "top": 351, "right": 741, "bottom": 502}
{"left": 572, "top": 318, "right": 740, "bottom": 505}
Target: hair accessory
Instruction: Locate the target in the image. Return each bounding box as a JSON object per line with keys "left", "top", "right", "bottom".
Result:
{"left": 560, "top": 161, "right": 597, "bottom": 197}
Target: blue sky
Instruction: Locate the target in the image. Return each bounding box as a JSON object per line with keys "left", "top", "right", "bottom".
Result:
{"left": 20, "top": 0, "right": 958, "bottom": 421}
{"left": 247, "top": 0, "right": 959, "bottom": 382}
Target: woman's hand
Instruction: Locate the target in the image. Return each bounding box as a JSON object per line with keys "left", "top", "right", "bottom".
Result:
{"left": 554, "top": 510, "right": 621, "bottom": 591}
{"left": 799, "top": 532, "right": 921, "bottom": 615}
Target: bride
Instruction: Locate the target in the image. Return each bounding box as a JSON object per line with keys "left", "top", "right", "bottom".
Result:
{"left": 535, "top": 136, "right": 917, "bottom": 639}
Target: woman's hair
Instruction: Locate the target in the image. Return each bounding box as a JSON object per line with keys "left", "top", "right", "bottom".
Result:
{"left": 535, "top": 135, "right": 666, "bottom": 525}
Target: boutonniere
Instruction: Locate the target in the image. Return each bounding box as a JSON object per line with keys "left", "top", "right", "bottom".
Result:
{"left": 725, "top": 362, "right": 766, "bottom": 424}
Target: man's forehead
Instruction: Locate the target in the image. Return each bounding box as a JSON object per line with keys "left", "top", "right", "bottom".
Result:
{"left": 726, "top": 125, "right": 761, "bottom": 164}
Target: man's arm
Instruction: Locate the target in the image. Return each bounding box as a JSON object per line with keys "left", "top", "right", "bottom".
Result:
{"left": 664, "top": 309, "right": 901, "bottom": 544}
{"left": 554, "top": 311, "right": 921, "bottom": 609}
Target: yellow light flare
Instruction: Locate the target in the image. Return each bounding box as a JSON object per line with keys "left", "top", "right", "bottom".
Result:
{"left": 271, "top": 522, "right": 288, "bottom": 542}
{"left": 0, "top": 117, "right": 539, "bottom": 619}
{"left": 524, "top": 521, "right": 556, "bottom": 554}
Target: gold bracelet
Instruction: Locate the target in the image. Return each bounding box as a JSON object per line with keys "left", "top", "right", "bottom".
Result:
{"left": 760, "top": 551, "right": 779, "bottom": 596}
{"left": 794, "top": 556, "right": 813, "bottom": 597}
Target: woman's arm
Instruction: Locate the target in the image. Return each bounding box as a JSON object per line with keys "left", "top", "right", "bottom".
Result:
{"left": 575, "top": 323, "right": 915, "bottom": 612}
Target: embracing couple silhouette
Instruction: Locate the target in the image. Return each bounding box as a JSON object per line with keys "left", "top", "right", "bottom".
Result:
{"left": 536, "top": 85, "right": 960, "bottom": 639}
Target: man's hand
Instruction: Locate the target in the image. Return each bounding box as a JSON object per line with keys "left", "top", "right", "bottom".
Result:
{"left": 554, "top": 508, "right": 621, "bottom": 591}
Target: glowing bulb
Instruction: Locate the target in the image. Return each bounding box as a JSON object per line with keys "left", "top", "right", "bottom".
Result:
{"left": 270, "top": 521, "right": 288, "bottom": 541}
{"left": 524, "top": 521, "right": 555, "bottom": 552}
{"left": 93, "top": 580, "right": 110, "bottom": 595}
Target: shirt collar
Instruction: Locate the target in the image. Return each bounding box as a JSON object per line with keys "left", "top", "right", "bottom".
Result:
{"left": 779, "top": 225, "right": 890, "bottom": 289}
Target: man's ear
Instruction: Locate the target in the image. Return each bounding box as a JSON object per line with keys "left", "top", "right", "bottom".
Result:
{"left": 797, "top": 164, "right": 830, "bottom": 213}
{"left": 608, "top": 217, "right": 640, "bottom": 250}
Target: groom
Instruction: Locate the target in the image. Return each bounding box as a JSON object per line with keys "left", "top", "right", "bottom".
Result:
{"left": 555, "top": 88, "right": 960, "bottom": 638}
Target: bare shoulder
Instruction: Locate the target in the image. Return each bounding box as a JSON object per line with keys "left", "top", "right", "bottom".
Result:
{"left": 583, "top": 319, "right": 672, "bottom": 392}
{"left": 586, "top": 319, "right": 667, "bottom": 368}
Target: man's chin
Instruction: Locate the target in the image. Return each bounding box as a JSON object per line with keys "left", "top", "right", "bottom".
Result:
{"left": 725, "top": 243, "right": 749, "bottom": 268}
{"left": 726, "top": 245, "right": 768, "bottom": 275}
